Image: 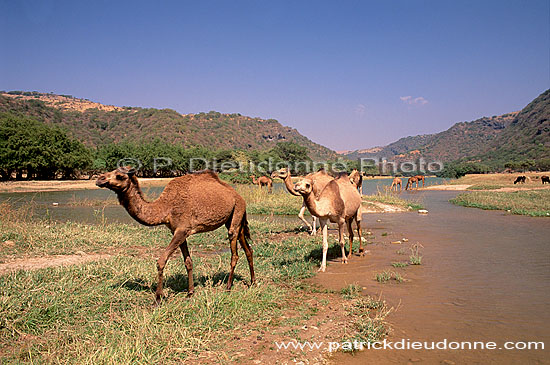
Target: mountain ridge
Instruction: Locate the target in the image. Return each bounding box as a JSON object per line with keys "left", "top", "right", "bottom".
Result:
{"left": 0, "top": 91, "right": 337, "bottom": 160}
{"left": 340, "top": 90, "right": 550, "bottom": 166}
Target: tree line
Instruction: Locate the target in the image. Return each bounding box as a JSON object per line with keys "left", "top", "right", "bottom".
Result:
{"left": 1, "top": 112, "right": 357, "bottom": 181}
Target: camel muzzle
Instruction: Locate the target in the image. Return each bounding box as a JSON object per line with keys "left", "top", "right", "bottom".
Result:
{"left": 95, "top": 177, "right": 108, "bottom": 187}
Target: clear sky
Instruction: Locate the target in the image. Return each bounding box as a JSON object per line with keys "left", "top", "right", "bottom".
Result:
{"left": 1, "top": 0, "right": 548, "bottom": 151}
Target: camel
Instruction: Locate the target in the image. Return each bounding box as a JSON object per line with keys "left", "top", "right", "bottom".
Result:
{"left": 334, "top": 173, "right": 364, "bottom": 257}
{"left": 542, "top": 175, "right": 550, "bottom": 184}
{"left": 293, "top": 173, "right": 363, "bottom": 271}
{"left": 390, "top": 177, "right": 402, "bottom": 191}
{"left": 250, "top": 175, "right": 273, "bottom": 193}
{"left": 405, "top": 176, "right": 419, "bottom": 190}
{"left": 294, "top": 178, "right": 346, "bottom": 272}
{"left": 96, "top": 167, "right": 255, "bottom": 304}
{"left": 349, "top": 169, "right": 363, "bottom": 195}
{"left": 413, "top": 175, "right": 425, "bottom": 187}
{"left": 271, "top": 168, "right": 333, "bottom": 234}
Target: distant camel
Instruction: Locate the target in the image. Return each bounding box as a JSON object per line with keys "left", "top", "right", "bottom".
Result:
{"left": 513, "top": 176, "right": 526, "bottom": 184}
{"left": 405, "top": 176, "right": 419, "bottom": 190}
{"left": 413, "top": 175, "right": 425, "bottom": 187}
{"left": 542, "top": 175, "right": 549, "bottom": 184}
{"left": 96, "top": 167, "right": 255, "bottom": 304}
{"left": 271, "top": 168, "right": 333, "bottom": 235}
{"left": 349, "top": 169, "right": 363, "bottom": 195}
{"left": 390, "top": 177, "right": 402, "bottom": 191}
{"left": 250, "top": 175, "right": 273, "bottom": 193}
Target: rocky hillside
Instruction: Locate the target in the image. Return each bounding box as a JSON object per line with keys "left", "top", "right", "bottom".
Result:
{"left": 341, "top": 89, "right": 550, "bottom": 166}
{"left": 0, "top": 91, "right": 337, "bottom": 160}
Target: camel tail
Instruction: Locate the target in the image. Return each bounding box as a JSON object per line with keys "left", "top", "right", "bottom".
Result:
{"left": 241, "top": 211, "right": 252, "bottom": 242}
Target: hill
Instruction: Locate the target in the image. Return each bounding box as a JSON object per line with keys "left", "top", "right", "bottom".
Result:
{"left": 341, "top": 90, "right": 550, "bottom": 167}
{"left": 0, "top": 91, "right": 336, "bottom": 160}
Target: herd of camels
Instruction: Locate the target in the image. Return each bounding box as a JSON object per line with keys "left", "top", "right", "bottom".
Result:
{"left": 96, "top": 167, "right": 425, "bottom": 303}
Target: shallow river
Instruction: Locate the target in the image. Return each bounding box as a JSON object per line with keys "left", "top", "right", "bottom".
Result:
{"left": 326, "top": 191, "right": 550, "bottom": 364}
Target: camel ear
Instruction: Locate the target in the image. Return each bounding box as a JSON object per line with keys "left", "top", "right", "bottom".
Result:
{"left": 126, "top": 167, "right": 137, "bottom": 177}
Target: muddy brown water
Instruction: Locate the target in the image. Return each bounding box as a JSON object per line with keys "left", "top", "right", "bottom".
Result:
{"left": 322, "top": 191, "right": 550, "bottom": 364}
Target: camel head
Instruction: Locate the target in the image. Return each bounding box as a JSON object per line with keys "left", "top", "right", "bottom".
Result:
{"left": 95, "top": 166, "right": 137, "bottom": 192}
{"left": 294, "top": 178, "right": 313, "bottom": 195}
{"left": 271, "top": 168, "right": 290, "bottom": 180}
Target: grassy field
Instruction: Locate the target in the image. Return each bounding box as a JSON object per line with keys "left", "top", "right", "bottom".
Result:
{"left": 0, "top": 203, "right": 391, "bottom": 363}
{"left": 450, "top": 172, "right": 550, "bottom": 190}
{"left": 450, "top": 190, "right": 550, "bottom": 217}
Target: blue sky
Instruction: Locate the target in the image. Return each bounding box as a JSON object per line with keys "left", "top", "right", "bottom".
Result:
{"left": 1, "top": 0, "right": 548, "bottom": 151}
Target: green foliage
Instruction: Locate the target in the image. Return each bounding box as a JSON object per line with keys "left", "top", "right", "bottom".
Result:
{"left": 272, "top": 142, "right": 311, "bottom": 174}
{"left": 0, "top": 112, "right": 92, "bottom": 179}
{"left": 437, "top": 161, "right": 492, "bottom": 178}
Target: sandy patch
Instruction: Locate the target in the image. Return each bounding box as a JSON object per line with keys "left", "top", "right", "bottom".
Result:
{"left": 422, "top": 184, "right": 472, "bottom": 191}
{"left": 362, "top": 201, "right": 408, "bottom": 213}
{"left": 0, "top": 252, "right": 111, "bottom": 275}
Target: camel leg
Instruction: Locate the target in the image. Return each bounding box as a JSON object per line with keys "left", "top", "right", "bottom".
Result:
{"left": 339, "top": 219, "right": 347, "bottom": 264}
{"left": 298, "top": 204, "right": 313, "bottom": 232}
{"left": 356, "top": 215, "right": 364, "bottom": 256}
{"left": 319, "top": 218, "right": 329, "bottom": 272}
{"left": 346, "top": 219, "right": 354, "bottom": 259}
{"left": 179, "top": 240, "right": 194, "bottom": 296}
{"left": 238, "top": 228, "right": 255, "bottom": 286}
{"left": 268, "top": 182, "right": 272, "bottom": 193}
{"left": 311, "top": 216, "right": 318, "bottom": 235}
{"left": 156, "top": 229, "right": 189, "bottom": 304}
{"left": 226, "top": 232, "right": 240, "bottom": 290}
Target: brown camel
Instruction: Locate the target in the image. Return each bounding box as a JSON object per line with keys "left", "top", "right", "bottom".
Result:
{"left": 250, "top": 175, "right": 273, "bottom": 193}
{"left": 334, "top": 173, "right": 364, "bottom": 257}
{"left": 405, "top": 176, "right": 419, "bottom": 190}
{"left": 349, "top": 169, "right": 363, "bottom": 195}
{"left": 413, "top": 175, "right": 425, "bottom": 187}
{"left": 96, "top": 167, "right": 255, "bottom": 304}
{"left": 294, "top": 178, "right": 346, "bottom": 272}
{"left": 390, "top": 177, "right": 402, "bottom": 191}
{"left": 271, "top": 168, "right": 333, "bottom": 234}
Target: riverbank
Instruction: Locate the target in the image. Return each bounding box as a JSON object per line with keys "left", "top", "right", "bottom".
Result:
{"left": 0, "top": 202, "right": 400, "bottom": 363}
{"left": 450, "top": 189, "right": 550, "bottom": 217}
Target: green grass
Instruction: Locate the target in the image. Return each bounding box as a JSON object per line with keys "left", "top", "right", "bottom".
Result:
{"left": 450, "top": 190, "right": 550, "bottom": 217}
{"left": 341, "top": 296, "right": 391, "bottom": 351}
{"left": 362, "top": 191, "right": 423, "bottom": 211}
{"left": 0, "top": 203, "right": 391, "bottom": 363}
{"left": 234, "top": 184, "right": 303, "bottom": 215}
{"left": 466, "top": 184, "right": 507, "bottom": 190}
{"left": 340, "top": 283, "right": 362, "bottom": 299}
{"left": 391, "top": 262, "right": 408, "bottom": 268}
{"left": 375, "top": 270, "right": 403, "bottom": 283}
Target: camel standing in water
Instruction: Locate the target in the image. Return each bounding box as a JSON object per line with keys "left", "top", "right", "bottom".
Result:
{"left": 250, "top": 175, "right": 273, "bottom": 193}
{"left": 294, "top": 173, "right": 363, "bottom": 271}
{"left": 405, "top": 176, "right": 419, "bottom": 190}
{"left": 390, "top": 177, "right": 402, "bottom": 191}
{"left": 294, "top": 178, "right": 346, "bottom": 272}
{"left": 413, "top": 175, "right": 425, "bottom": 187}
{"left": 271, "top": 168, "right": 333, "bottom": 234}
{"left": 96, "top": 167, "right": 255, "bottom": 304}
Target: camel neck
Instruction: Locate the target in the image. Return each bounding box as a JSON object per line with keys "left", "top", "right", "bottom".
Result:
{"left": 283, "top": 175, "right": 300, "bottom": 196}
{"left": 117, "top": 181, "right": 166, "bottom": 226}
{"left": 302, "top": 192, "right": 323, "bottom": 217}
